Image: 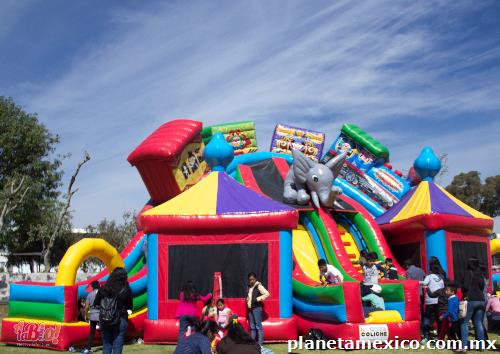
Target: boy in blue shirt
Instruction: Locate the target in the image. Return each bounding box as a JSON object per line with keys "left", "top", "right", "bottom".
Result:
{"left": 440, "top": 283, "right": 459, "bottom": 340}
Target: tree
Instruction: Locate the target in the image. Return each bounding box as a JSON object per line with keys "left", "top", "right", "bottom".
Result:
{"left": 86, "top": 211, "right": 137, "bottom": 251}
{"left": 445, "top": 171, "right": 500, "bottom": 217}
{"left": 481, "top": 175, "right": 500, "bottom": 217}
{"left": 0, "top": 97, "right": 63, "bottom": 264}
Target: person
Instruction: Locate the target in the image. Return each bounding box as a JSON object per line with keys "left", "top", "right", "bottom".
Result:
{"left": 361, "top": 284, "right": 385, "bottom": 317}
{"left": 216, "top": 299, "right": 232, "bottom": 330}
{"left": 77, "top": 297, "right": 87, "bottom": 322}
{"left": 420, "top": 264, "right": 445, "bottom": 343}
{"left": 439, "top": 283, "right": 459, "bottom": 340}
{"left": 428, "top": 281, "right": 449, "bottom": 340}
{"left": 94, "top": 267, "right": 133, "bottom": 354}
{"left": 217, "top": 315, "right": 261, "bottom": 354}
{"left": 404, "top": 259, "right": 425, "bottom": 282}
{"left": 361, "top": 254, "right": 381, "bottom": 296}
{"left": 370, "top": 252, "right": 387, "bottom": 279}
{"left": 486, "top": 291, "right": 500, "bottom": 331}
{"left": 459, "top": 258, "right": 486, "bottom": 352}
{"left": 429, "top": 256, "right": 447, "bottom": 280}
{"left": 82, "top": 280, "right": 100, "bottom": 354}
{"left": 384, "top": 258, "right": 398, "bottom": 280}
{"left": 404, "top": 259, "right": 426, "bottom": 331}
{"left": 175, "top": 281, "right": 212, "bottom": 344}
{"left": 317, "top": 259, "right": 343, "bottom": 285}
{"left": 174, "top": 317, "right": 218, "bottom": 354}
{"left": 355, "top": 250, "right": 369, "bottom": 266}
{"left": 480, "top": 264, "right": 489, "bottom": 340}
{"left": 201, "top": 298, "right": 217, "bottom": 322}
{"left": 246, "top": 272, "right": 270, "bottom": 345}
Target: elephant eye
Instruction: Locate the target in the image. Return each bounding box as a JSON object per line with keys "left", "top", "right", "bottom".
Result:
{"left": 312, "top": 175, "right": 319, "bottom": 182}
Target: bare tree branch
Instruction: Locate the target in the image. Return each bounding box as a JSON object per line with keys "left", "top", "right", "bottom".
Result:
{"left": 42, "top": 152, "right": 91, "bottom": 269}
{"left": 0, "top": 176, "right": 31, "bottom": 234}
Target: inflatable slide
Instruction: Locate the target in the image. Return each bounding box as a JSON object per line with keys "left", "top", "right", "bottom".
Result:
{"left": 1, "top": 232, "right": 148, "bottom": 350}
{"left": 229, "top": 154, "right": 420, "bottom": 341}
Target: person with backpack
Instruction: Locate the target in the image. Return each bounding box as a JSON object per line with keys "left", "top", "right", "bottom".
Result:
{"left": 458, "top": 258, "right": 486, "bottom": 352}
{"left": 94, "top": 267, "right": 133, "bottom": 354}
{"left": 82, "top": 280, "right": 100, "bottom": 354}
{"left": 420, "top": 264, "right": 445, "bottom": 343}
{"left": 246, "top": 272, "right": 269, "bottom": 345}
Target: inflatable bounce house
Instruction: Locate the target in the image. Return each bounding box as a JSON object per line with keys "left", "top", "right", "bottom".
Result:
{"left": 377, "top": 147, "right": 494, "bottom": 287}
{"left": 0, "top": 119, "right": 494, "bottom": 350}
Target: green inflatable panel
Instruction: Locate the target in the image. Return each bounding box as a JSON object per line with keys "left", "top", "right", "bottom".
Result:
{"left": 8, "top": 301, "right": 65, "bottom": 322}
{"left": 341, "top": 124, "right": 389, "bottom": 160}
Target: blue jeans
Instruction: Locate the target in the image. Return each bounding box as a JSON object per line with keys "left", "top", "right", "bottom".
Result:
{"left": 100, "top": 317, "right": 128, "bottom": 354}
{"left": 248, "top": 307, "right": 263, "bottom": 345}
{"left": 177, "top": 316, "right": 190, "bottom": 344}
{"left": 460, "top": 300, "right": 485, "bottom": 348}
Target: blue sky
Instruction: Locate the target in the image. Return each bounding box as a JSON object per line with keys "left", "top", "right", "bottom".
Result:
{"left": 1, "top": 0, "right": 499, "bottom": 231}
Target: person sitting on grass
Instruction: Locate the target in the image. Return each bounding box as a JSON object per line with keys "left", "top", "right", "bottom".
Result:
{"left": 216, "top": 315, "right": 261, "bottom": 354}
{"left": 174, "top": 317, "right": 219, "bottom": 354}
{"left": 361, "top": 284, "right": 385, "bottom": 317}
{"left": 318, "top": 258, "right": 343, "bottom": 286}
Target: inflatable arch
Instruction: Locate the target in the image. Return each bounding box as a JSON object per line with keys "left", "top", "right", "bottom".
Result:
{"left": 55, "top": 238, "right": 125, "bottom": 286}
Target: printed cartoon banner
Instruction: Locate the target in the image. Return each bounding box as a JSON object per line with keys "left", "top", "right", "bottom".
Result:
{"left": 270, "top": 123, "right": 325, "bottom": 161}
{"left": 325, "top": 133, "right": 377, "bottom": 171}
{"left": 202, "top": 121, "right": 258, "bottom": 155}
{"left": 173, "top": 142, "right": 207, "bottom": 190}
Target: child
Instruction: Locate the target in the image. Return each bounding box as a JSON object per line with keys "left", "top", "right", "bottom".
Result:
{"left": 361, "top": 254, "right": 380, "bottom": 296}
{"left": 201, "top": 298, "right": 217, "bottom": 322}
{"left": 318, "top": 259, "right": 343, "bottom": 285}
{"left": 439, "top": 284, "right": 459, "bottom": 340}
{"left": 216, "top": 298, "right": 232, "bottom": 330}
{"left": 361, "top": 284, "right": 385, "bottom": 317}
{"left": 384, "top": 258, "right": 398, "bottom": 280}
{"left": 77, "top": 297, "right": 86, "bottom": 322}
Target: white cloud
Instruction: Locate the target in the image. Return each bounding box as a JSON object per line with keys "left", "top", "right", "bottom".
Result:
{"left": 5, "top": 0, "right": 499, "bottom": 226}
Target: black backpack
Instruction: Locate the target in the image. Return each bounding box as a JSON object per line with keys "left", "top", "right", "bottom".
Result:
{"left": 99, "top": 288, "right": 125, "bottom": 326}
{"left": 305, "top": 327, "right": 327, "bottom": 342}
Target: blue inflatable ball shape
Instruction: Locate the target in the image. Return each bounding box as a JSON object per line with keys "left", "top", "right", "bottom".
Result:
{"left": 413, "top": 146, "right": 441, "bottom": 181}
{"left": 203, "top": 132, "right": 235, "bottom": 171}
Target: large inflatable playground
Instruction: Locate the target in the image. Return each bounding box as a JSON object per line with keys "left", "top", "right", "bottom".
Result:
{"left": 1, "top": 119, "right": 496, "bottom": 350}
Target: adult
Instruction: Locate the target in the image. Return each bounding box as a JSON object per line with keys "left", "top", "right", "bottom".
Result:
{"left": 246, "top": 272, "right": 269, "bottom": 345}
{"left": 420, "top": 264, "right": 445, "bottom": 343}
{"left": 459, "top": 258, "right": 485, "bottom": 351}
{"left": 404, "top": 259, "right": 426, "bottom": 331}
{"left": 94, "top": 267, "right": 133, "bottom": 354}
{"left": 174, "top": 318, "right": 218, "bottom": 354}
{"left": 429, "top": 256, "right": 447, "bottom": 280}
{"left": 217, "top": 315, "right": 261, "bottom": 354}
{"left": 175, "top": 281, "right": 212, "bottom": 343}
{"left": 82, "top": 280, "right": 100, "bottom": 354}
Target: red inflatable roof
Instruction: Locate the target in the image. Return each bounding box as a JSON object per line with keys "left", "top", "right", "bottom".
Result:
{"left": 127, "top": 119, "right": 202, "bottom": 165}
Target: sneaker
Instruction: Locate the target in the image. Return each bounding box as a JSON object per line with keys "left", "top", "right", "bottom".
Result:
{"left": 420, "top": 338, "right": 428, "bottom": 345}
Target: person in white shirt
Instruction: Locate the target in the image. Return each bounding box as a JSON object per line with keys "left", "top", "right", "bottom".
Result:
{"left": 420, "top": 265, "right": 445, "bottom": 342}
{"left": 317, "top": 258, "right": 344, "bottom": 285}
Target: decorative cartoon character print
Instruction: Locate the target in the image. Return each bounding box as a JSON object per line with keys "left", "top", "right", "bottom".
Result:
{"left": 187, "top": 151, "right": 200, "bottom": 172}
{"left": 226, "top": 130, "right": 251, "bottom": 151}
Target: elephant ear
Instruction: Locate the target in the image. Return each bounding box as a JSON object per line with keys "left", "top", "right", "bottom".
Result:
{"left": 292, "top": 149, "right": 314, "bottom": 184}
{"left": 324, "top": 152, "right": 347, "bottom": 178}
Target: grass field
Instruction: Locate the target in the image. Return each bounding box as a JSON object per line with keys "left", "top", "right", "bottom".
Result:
{"left": 0, "top": 333, "right": 498, "bottom": 354}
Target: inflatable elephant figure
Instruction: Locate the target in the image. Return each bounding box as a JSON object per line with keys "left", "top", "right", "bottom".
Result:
{"left": 284, "top": 149, "right": 347, "bottom": 209}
